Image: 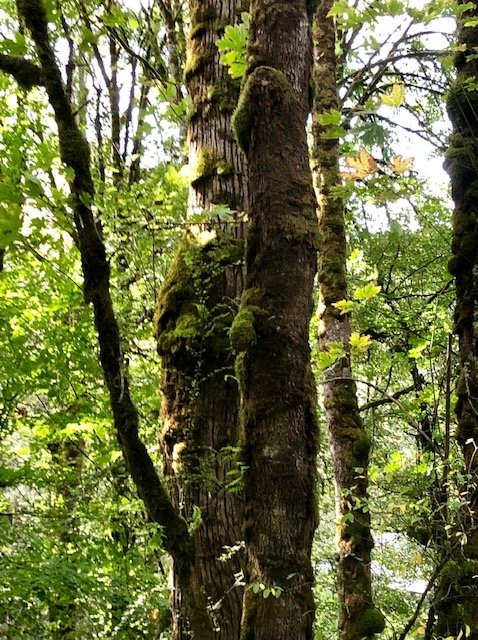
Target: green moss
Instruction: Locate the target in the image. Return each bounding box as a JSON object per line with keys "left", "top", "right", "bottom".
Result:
{"left": 353, "top": 432, "right": 371, "bottom": 462}
{"left": 241, "top": 287, "right": 263, "bottom": 308}
{"left": 190, "top": 19, "right": 228, "bottom": 40}
{"left": 282, "top": 209, "right": 320, "bottom": 246}
{"left": 232, "top": 74, "right": 254, "bottom": 154}
{"left": 193, "top": 4, "right": 218, "bottom": 24}
{"left": 447, "top": 79, "right": 478, "bottom": 130}
{"left": 356, "top": 607, "right": 386, "bottom": 637}
{"left": 233, "top": 67, "right": 295, "bottom": 153}
{"left": 208, "top": 84, "right": 238, "bottom": 113}
{"left": 184, "top": 50, "right": 215, "bottom": 81}
{"left": 230, "top": 308, "right": 256, "bottom": 352}
{"left": 189, "top": 147, "right": 235, "bottom": 184}
{"left": 190, "top": 147, "right": 218, "bottom": 184}
{"left": 235, "top": 352, "right": 246, "bottom": 389}
{"left": 240, "top": 589, "right": 259, "bottom": 640}
{"left": 155, "top": 234, "right": 245, "bottom": 362}
{"left": 217, "top": 160, "right": 234, "bottom": 176}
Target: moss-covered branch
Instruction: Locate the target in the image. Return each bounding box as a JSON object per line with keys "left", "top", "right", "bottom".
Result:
{"left": 16, "top": 1, "right": 214, "bottom": 637}
{"left": 0, "top": 52, "right": 43, "bottom": 89}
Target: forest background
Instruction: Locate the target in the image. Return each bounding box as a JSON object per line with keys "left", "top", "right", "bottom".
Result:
{"left": 0, "top": 0, "right": 475, "bottom": 638}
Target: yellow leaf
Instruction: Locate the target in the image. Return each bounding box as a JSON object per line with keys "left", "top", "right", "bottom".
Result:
{"left": 388, "top": 155, "right": 413, "bottom": 174}
{"left": 381, "top": 83, "right": 406, "bottom": 107}
{"left": 339, "top": 150, "right": 377, "bottom": 181}
{"left": 350, "top": 332, "right": 373, "bottom": 351}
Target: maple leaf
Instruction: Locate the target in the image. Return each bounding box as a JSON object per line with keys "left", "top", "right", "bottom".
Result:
{"left": 350, "top": 332, "right": 373, "bottom": 351}
{"left": 388, "top": 155, "right": 413, "bottom": 174}
{"left": 381, "top": 83, "right": 406, "bottom": 107}
{"left": 339, "top": 150, "right": 377, "bottom": 181}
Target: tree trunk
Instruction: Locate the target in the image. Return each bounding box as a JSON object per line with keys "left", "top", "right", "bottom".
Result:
{"left": 312, "top": 3, "right": 384, "bottom": 639}
{"left": 154, "top": 2, "right": 248, "bottom": 638}
{"left": 230, "top": 2, "right": 319, "bottom": 638}
{"left": 434, "top": 0, "right": 478, "bottom": 636}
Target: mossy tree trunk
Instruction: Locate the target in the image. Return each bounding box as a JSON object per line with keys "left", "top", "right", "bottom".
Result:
{"left": 154, "top": 2, "right": 248, "bottom": 639}
{"left": 12, "top": 1, "right": 215, "bottom": 638}
{"left": 433, "top": 0, "right": 478, "bottom": 636}
{"left": 230, "top": 2, "right": 319, "bottom": 638}
{"left": 311, "top": 3, "right": 384, "bottom": 639}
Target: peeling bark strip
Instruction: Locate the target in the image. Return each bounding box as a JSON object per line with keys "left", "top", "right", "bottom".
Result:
{"left": 312, "top": 3, "right": 384, "bottom": 639}
{"left": 231, "top": 2, "right": 319, "bottom": 638}
{"left": 15, "top": 1, "right": 214, "bottom": 637}
{"left": 154, "top": 1, "right": 248, "bottom": 638}
{"left": 435, "top": 0, "right": 478, "bottom": 636}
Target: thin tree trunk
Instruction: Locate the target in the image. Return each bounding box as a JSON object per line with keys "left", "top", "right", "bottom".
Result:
{"left": 109, "top": 33, "right": 122, "bottom": 182}
{"left": 433, "top": 0, "right": 478, "bottom": 636}
{"left": 14, "top": 2, "right": 214, "bottom": 637}
{"left": 154, "top": 1, "right": 248, "bottom": 638}
{"left": 231, "top": 2, "right": 319, "bottom": 638}
{"left": 312, "top": 3, "right": 384, "bottom": 638}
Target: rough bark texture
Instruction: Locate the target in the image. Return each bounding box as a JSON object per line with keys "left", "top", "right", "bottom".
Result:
{"left": 154, "top": 2, "right": 248, "bottom": 639}
{"left": 231, "top": 2, "right": 319, "bottom": 638}
{"left": 312, "top": 3, "right": 384, "bottom": 639}
{"left": 434, "top": 0, "right": 478, "bottom": 636}
{"left": 15, "top": 2, "right": 214, "bottom": 638}
{"left": 186, "top": 0, "right": 249, "bottom": 215}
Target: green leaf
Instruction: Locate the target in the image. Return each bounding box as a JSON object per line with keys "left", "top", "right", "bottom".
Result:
{"left": 79, "top": 191, "right": 92, "bottom": 207}
{"left": 356, "top": 122, "right": 386, "bottom": 147}
{"left": 408, "top": 341, "right": 428, "bottom": 359}
{"left": 0, "top": 181, "right": 23, "bottom": 204}
{"left": 317, "top": 342, "right": 346, "bottom": 370}
{"left": 322, "top": 125, "right": 347, "bottom": 139}
{"left": 332, "top": 299, "right": 354, "bottom": 315}
{"left": 24, "top": 175, "right": 44, "bottom": 199}
{"left": 0, "top": 34, "right": 27, "bottom": 56}
{"left": 217, "top": 15, "right": 249, "bottom": 78}
{"left": 317, "top": 109, "right": 342, "bottom": 126}
{"left": 0, "top": 205, "right": 22, "bottom": 247}
{"left": 350, "top": 332, "right": 373, "bottom": 351}
{"left": 353, "top": 283, "right": 381, "bottom": 300}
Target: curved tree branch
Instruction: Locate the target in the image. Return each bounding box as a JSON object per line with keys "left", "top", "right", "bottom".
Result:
{"left": 15, "top": 0, "right": 214, "bottom": 636}
{"left": 0, "top": 53, "right": 42, "bottom": 89}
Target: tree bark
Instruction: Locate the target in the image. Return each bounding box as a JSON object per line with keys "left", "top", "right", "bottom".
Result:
{"left": 433, "top": 0, "right": 478, "bottom": 636}
{"left": 154, "top": 1, "right": 248, "bottom": 638}
{"left": 231, "top": 2, "right": 319, "bottom": 638}
{"left": 14, "top": 2, "right": 214, "bottom": 638}
{"left": 312, "top": 3, "right": 384, "bottom": 639}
